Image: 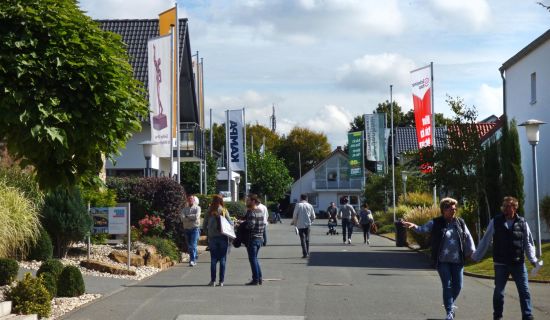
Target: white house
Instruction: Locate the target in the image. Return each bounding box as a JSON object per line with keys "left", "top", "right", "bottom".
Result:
{"left": 290, "top": 147, "right": 364, "bottom": 214}
{"left": 500, "top": 29, "right": 550, "bottom": 239}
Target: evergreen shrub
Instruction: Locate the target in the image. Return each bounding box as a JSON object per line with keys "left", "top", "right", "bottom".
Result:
{"left": 91, "top": 233, "right": 109, "bottom": 245}
{"left": 36, "top": 259, "right": 64, "bottom": 279}
{"left": 6, "top": 273, "right": 51, "bottom": 318}
{"left": 0, "top": 257, "right": 19, "bottom": 285}
{"left": 39, "top": 271, "right": 57, "bottom": 297}
{"left": 142, "top": 236, "right": 180, "bottom": 262}
{"left": 27, "top": 228, "right": 53, "bottom": 261}
{"left": 57, "top": 265, "right": 85, "bottom": 297}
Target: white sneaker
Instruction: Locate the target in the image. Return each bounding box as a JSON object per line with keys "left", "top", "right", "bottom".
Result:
{"left": 347, "top": 239, "right": 351, "bottom": 244}
{"left": 208, "top": 281, "right": 216, "bottom": 287}
{"left": 445, "top": 312, "right": 454, "bottom": 320}
{"left": 367, "top": 240, "right": 370, "bottom": 245}
{"left": 217, "top": 282, "right": 224, "bottom": 287}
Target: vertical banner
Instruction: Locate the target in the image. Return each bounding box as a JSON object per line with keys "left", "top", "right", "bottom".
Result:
{"left": 159, "top": 7, "right": 178, "bottom": 139}
{"left": 192, "top": 55, "right": 200, "bottom": 118}
{"left": 148, "top": 35, "right": 172, "bottom": 157}
{"left": 227, "top": 109, "right": 245, "bottom": 171}
{"left": 364, "top": 113, "right": 386, "bottom": 173}
{"left": 411, "top": 64, "right": 433, "bottom": 172}
{"left": 348, "top": 131, "right": 364, "bottom": 178}
{"left": 199, "top": 59, "right": 205, "bottom": 128}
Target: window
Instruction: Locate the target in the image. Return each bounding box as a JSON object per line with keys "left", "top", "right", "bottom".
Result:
{"left": 531, "top": 72, "right": 536, "bottom": 104}
{"left": 307, "top": 193, "right": 318, "bottom": 206}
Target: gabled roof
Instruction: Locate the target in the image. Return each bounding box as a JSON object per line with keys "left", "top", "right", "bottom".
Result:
{"left": 500, "top": 29, "right": 550, "bottom": 71}
{"left": 448, "top": 118, "right": 503, "bottom": 144}
{"left": 98, "top": 19, "right": 200, "bottom": 124}
{"left": 312, "top": 146, "right": 348, "bottom": 171}
{"left": 395, "top": 127, "right": 447, "bottom": 155}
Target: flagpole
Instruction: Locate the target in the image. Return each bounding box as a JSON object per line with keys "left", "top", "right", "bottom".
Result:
{"left": 175, "top": 7, "right": 181, "bottom": 184}
{"left": 226, "top": 110, "right": 231, "bottom": 200}
{"left": 243, "top": 108, "right": 248, "bottom": 198}
{"left": 209, "top": 108, "right": 213, "bottom": 156}
{"left": 431, "top": 61, "right": 436, "bottom": 205}
{"left": 390, "top": 84, "right": 396, "bottom": 222}
{"left": 169, "top": 25, "right": 174, "bottom": 179}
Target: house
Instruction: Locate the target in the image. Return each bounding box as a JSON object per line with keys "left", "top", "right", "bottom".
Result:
{"left": 98, "top": 19, "right": 205, "bottom": 177}
{"left": 290, "top": 147, "right": 364, "bottom": 214}
{"left": 500, "top": 29, "right": 550, "bottom": 239}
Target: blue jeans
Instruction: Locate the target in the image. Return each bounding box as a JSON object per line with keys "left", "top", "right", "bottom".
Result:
{"left": 437, "top": 262, "right": 464, "bottom": 313}
{"left": 208, "top": 236, "right": 228, "bottom": 283}
{"left": 298, "top": 227, "right": 310, "bottom": 257}
{"left": 342, "top": 218, "right": 353, "bottom": 242}
{"left": 246, "top": 238, "right": 263, "bottom": 281}
{"left": 493, "top": 263, "right": 532, "bottom": 319}
{"left": 184, "top": 228, "right": 199, "bottom": 263}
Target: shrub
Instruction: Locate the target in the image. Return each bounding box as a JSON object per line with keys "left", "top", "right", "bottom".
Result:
{"left": 0, "top": 257, "right": 19, "bottom": 285}
{"left": 27, "top": 228, "right": 53, "bottom": 261}
{"left": 80, "top": 186, "right": 117, "bottom": 207}
{"left": 6, "top": 273, "right": 51, "bottom": 318}
{"left": 142, "top": 236, "right": 180, "bottom": 262}
{"left": 224, "top": 201, "right": 247, "bottom": 218}
{"left": 377, "top": 224, "right": 395, "bottom": 234}
{"left": 0, "top": 166, "right": 44, "bottom": 209}
{"left": 195, "top": 194, "right": 213, "bottom": 210}
{"left": 41, "top": 187, "right": 92, "bottom": 258}
{"left": 0, "top": 182, "right": 41, "bottom": 258}
{"left": 403, "top": 205, "right": 440, "bottom": 248}
{"left": 37, "top": 259, "right": 64, "bottom": 280}
{"left": 57, "top": 265, "right": 85, "bottom": 297}
{"left": 399, "top": 192, "right": 434, "bottom": 207}
{"left": 138, "top": 214, "right": 164, "bottom": 237}
{"left": 541, "top": 195, "right": 550, "bottom": 229}
{"left": 91, "top": 233, "right": 109, "bottom": 245}
{"left": 39, "top": 272, "right": 57, "bottom": 297}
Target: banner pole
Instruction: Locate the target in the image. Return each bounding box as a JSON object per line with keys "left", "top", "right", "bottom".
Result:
{"left": 176, "top": 12, "right": 181, "bottom": 184}
{"left": 430, "top": 62, "right": 436, "bottom": 205}
{"left": 169, "top": 25, "right": 175, "bottom": 179}
{"left": 243, "top": 108, "right": 248, "bottom": 198}
{"left": 226, "top": 110, "right": 231, "bottom": 199}
{"left": 390, "top": 85, "right": 396, "bottom": 222}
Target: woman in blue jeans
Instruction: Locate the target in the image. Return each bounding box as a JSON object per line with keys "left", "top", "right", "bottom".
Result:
{"left": 202, "top": 195, "right": 231, "bottom": 287}
{"left": 403, "top": 198, "right": 475, "bottom": 320}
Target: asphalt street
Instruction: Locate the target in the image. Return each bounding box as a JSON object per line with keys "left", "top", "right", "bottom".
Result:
{"left": 63, "top": 219, "right": 550, "bottom": 320}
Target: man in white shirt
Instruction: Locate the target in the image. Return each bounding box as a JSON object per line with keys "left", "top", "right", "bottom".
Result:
{"left": 258, "top": 199, "right": 269, "bottom": 246}
{"left": 292, "top": 194, "right": 316, "bottom": 258}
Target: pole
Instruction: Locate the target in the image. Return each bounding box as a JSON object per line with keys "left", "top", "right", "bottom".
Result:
{"left": 209, "top": 108, "right": 213, "bottom": 156}
{"left": 243, "top": 108, "right": 248, "bottom": 198}
{"left": 430, "top": 62, "right": 436, "bottom": 205}
{"left": 87, "top": 202, "right": 91, "bottom": 261}
{"left": 175, "top": 14, "right": 181, "bottom": 184}
{"left": 390, "top": 85, "right": 396, "bottom": 222}
{"left": 298, "top": 151, "right": 302, "bottom": 196}
{"left": 169, "top": 25, "right": 174, "bottom": 179}
{"left": 226, "top": 110, "right": 231, "bottom": 199}
{"left": 127, "top": 202, "right": 131, "bottom": 272}
{"left": 532, "top": 144, "right": 542, "bottom": 258}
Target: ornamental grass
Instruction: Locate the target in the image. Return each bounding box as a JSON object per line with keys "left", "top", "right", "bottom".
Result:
{"left": 403, "top": 205, "right": 441, "bottom": 248}
{"left": 0, "top": 182, "right": 41, "bottom": 258}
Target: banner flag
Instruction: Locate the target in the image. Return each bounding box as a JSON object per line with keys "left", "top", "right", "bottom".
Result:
{"left": 348, "top": 131, "right": 364, "bottom": 178}
{"left": 411, "top": 64, "right": 433, "bottom": 172}
{"left": 148, "top": 35, "right": 172, "bottom": 157}
{"left": 199, "top": 60, "right": 205, "bottom": 128}
{"left": 227, "top": 109, "right": 245, "bottom": 171}
{"left": 364, "top": 113, "right": 386, "bottom": 173}
{"left": 192, "top": 55, "right": 200, "bottom": 119}
{"left": 158, "top": 7, "right": 178, "bottom": 138}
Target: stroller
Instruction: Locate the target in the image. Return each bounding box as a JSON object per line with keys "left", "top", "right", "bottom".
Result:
{"left": 327, "top": 217, "right": 338, "bottom": 235}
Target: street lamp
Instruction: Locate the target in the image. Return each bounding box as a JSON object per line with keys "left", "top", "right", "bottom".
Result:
{"left": 139, "top": 141, "right": 157, "bottom": 177}
{"left": 401, "top": 171, "right": 408, "bottom": 202}
{"left": 519, "top": 119, "right": 546, "bottom": 259}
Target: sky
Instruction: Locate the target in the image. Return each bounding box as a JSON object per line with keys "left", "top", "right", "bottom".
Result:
{"left": 79, "top": 0, "right": 550, "bottom": 148}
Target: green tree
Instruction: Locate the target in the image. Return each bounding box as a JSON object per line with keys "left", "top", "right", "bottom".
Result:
{"left": 375, "top": 101, "right": 407, "bottom": 127}
{"left": 246, "top": 123, "right": 281, "bottom": 153}
{"left": 482, "top": 140, "right": 502, "bottom": 222}
{"left": 0, "top": 0, "right": 148, "bottom": 189}
{"left": 276, "top": 127, "right": 331, "bottom": 180}
{"left": 403, "top": 110, "right": 452, "bottom": 127}
{"left": 205, "top": 123, "right": 227, "bottom": 153}
{"left": 500, "top": 118, "right": 525, "bottom": 213}
{"left": 248, "top": 151, "right": 293, "bottom": 201}
{"left": 348, "top": 115, "right": 365, "bottom": 132}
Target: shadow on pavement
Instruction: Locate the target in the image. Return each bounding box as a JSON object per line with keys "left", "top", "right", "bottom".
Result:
{"left": 307, "top": 250, "right": 432, "bottom": 269}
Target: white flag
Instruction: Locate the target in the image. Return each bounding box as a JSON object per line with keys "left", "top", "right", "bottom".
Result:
{"left": 148, "top": 35, "right": 172, "bottom": 157}
{"left": 227, "top": 109, "right": 245, "bottom": 171}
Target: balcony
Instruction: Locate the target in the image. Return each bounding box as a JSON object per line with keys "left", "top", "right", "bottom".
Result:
{"left": 313, "top": 179, "right": 363, "bottom": 191}
{"left": 173, "top": 122, "right": 205, "bottom": 162}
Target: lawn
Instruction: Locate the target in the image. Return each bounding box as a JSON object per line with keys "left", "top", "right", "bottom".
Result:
{"left": 465, "top": 242, "right": 550, "bottom": 282}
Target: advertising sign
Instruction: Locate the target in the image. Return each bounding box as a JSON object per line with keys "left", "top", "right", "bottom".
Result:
{"left": 411, "top": 64, "right": 433, "bottom": 173}
{"left": 90, "top": 205, "right": 129, "bottom": 235}
{"left": 364, "top": 113, "right": 386, "bottom": 173}
{"left": 227, "top": 109, "right": 245, "bottom": 171}
{"left": 348, "top": 131, "right": 364, "bottom": 178}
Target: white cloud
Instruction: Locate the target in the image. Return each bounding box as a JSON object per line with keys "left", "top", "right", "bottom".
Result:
{"left": 473, "top": 84, "right": 503, "bottom": 119}
{"left": 304, "top": 105, "right": 353, "bottom": 147}
{"left": 427, "top": 0, "right": 491, "bottom": 31}
{"left": 79, "top": 0, "right": 174, "bottom": 19}
{"left": 337, "top": 53, "right": 416, "bottom": 92}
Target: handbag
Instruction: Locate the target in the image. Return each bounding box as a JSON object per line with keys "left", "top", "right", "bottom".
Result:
{"left": 351, "top": 215, "right": 359, "bottom": 226}
{"left": 219, "top": 215, "right": 236, "bottom": 239}
{"left": 370, "top": 223, "right": 378, "bottom": 234}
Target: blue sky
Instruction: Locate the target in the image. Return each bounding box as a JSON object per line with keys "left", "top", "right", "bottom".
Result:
{"left": 79, "top": 0, "right": 550, "bottom": 148}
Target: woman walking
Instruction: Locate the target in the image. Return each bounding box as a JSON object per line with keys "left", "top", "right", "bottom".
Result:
{"left": 358, "top": 203, "right": 374, "bottom": 245}
{"left": 402, "top": 198, "right": 475, "bottom": 320}
{"left": 202, "top": 195, "right": 231, "bottom": 287}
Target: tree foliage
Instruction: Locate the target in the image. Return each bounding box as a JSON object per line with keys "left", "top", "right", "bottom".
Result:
{"left": 247, "top": 151, "right": 293, "bottom": 201}
{"left": 500, "top": 118, "right": 525, "bottom": 213}
{"left": 276, "top": 127, "right": 331, "bottom": 180}
{"left": 247, "top": 123, "right": 281, "bottom": 153}
{"left": 0, "top": 0, "right": 148, "bottom": 189}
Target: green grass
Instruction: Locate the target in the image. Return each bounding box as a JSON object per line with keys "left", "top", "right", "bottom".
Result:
{"left": 465, "top": 243, "right": 550, "bottom": 281}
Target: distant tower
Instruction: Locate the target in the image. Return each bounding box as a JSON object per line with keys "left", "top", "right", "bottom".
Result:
{"left": 270, "top": 104, "right": 276, "bottom": 132}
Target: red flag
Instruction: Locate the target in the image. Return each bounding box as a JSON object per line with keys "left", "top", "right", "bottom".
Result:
{"left": 411, "top": 64, "right": 433, "bottom": 173}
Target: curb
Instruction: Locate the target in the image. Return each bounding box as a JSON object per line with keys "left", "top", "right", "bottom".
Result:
{"left": 376, "top": 233, "right": 550, "bottom": 284}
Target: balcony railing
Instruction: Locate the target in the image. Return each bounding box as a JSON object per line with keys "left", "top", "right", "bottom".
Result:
{"left": 173, "top": 122, "right": 205, "bottom": 160}
{"left": 313, "top": 179, "right": 363, "bottom": 190}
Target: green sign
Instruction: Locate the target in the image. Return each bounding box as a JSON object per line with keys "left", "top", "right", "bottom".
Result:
{"left": 348, "top": 131, "right": 363, "bottom": 178}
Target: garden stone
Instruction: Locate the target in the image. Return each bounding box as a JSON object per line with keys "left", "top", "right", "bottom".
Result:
{"left": 108, "top": 250, "right": 144, "bottom": 267}
{"left": 80, "top": 260, "right": 136, "bottom": 276}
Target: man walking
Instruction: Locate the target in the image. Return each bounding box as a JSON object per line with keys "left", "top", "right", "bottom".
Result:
{"left": 472, "top": 196, "right": 542, "bottom": 320}
{"left": 244, "top": 194, "right": 266, "bottom": 285}
{"left": 338, "top": 197, "right": 357, "bottom": 244}
{"left": 292, "top": 194, "right": 316, "bottom": 258}
{"left": 181, "top": 194, "right": 201, "bottom": 266}
{"left": 327, "top": 202, "right": 338, "bottom": 226}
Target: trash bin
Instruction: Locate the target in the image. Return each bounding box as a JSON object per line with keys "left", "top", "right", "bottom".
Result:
{"left": 395, "top": 220, "right": 407, "bottom": 247}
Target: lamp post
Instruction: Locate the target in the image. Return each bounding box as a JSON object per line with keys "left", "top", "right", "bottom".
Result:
{"left": 519, "top": 119, "right": 546, "bottom": 259}
{"left": 139, "top": 141, "right": 157, "bottom": 177}
{"left": 401, "top": 171, "right": 408, "bottom": 202}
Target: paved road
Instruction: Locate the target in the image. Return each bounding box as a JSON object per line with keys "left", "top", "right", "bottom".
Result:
{"left": 64, "top": 219, "right": 549, "bottom": 320}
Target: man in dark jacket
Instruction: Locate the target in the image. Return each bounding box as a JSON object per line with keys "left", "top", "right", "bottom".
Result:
{"left": 473, "top": 196, "right": 542, "bottom": 320}
{"left": 244, "top": 194, "right": 266, "bottom": 285}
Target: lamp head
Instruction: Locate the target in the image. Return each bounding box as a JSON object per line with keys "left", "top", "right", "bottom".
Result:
{"left": 401, "top": 171, "right": 408, "bottom": 182}
{"left": 519, "top": 119, "right": 546, "bottom": 145}
{"left": 139, "top": 140, "right": 157, "bottom": 159}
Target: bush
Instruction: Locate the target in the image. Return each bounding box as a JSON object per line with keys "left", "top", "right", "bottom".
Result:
{"left": 224, "top": 201, "right": 247, "bottom": 218}
{"left": 142, "top": 236, "right": 180, "bottom": 262}
{"left": 41, "top": 187, "right": 92, "bottom": 258}
{"left": 57, "top": 265, "right": 85, "bottom": 297}
{"left": 403, "top": 205, "right": 440, "bottom": 248}
{"left": 27, "top": 228, "right": 53, "bottom": 261}
{"left": 37, "top": 259, "right": 64, "bottom": 280}
{"left": 6, "top": 273, "right": 51, "bottom": 318}
{"left": 39, "top": 272, "right": 57, "bottom": 297}
{"left": 0, "top": 182, "right": 41, "bottom": 258}
{"left": 399, "top": 192, "right": 434, "bottom": 207}
{"left": 138, "top": 214, "right": 164, "bottom": 237}
{"left": 377, "top": 224, "right": 395, "bottom": 234}
{"left": 80, "top": 186, "right": 117, "bottom": 207}
{"left": 91, "top": 233, "right": 109, "bottom": 245}
{"left": 541, "top": 195, "right": 550, "bottom": 229}
{"left": 0, "top": 257, "right": 19, "bottom": 285}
